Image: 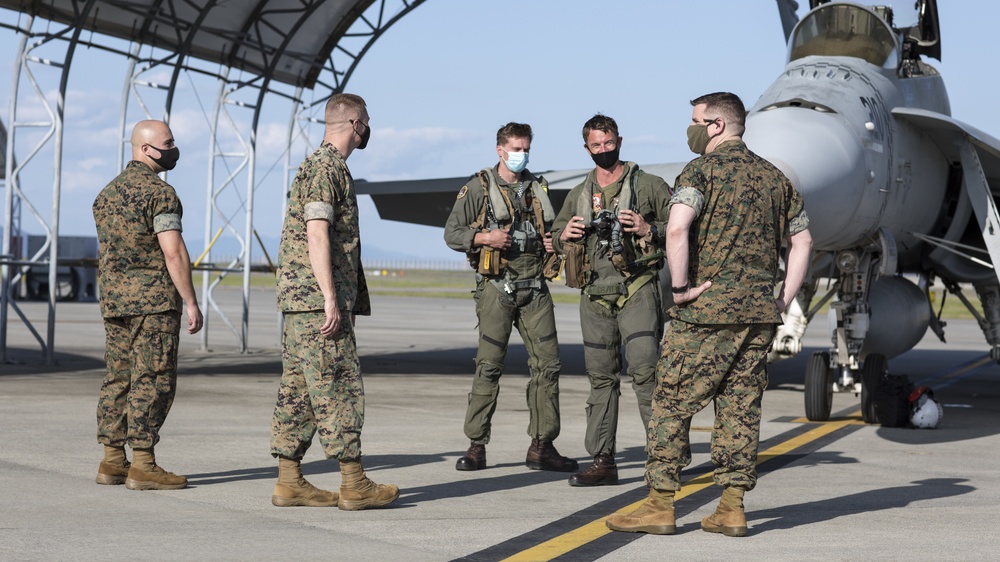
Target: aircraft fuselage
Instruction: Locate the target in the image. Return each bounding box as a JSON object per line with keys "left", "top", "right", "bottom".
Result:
{"left": 745, "top": 55, "right": 952, "bottom": 272}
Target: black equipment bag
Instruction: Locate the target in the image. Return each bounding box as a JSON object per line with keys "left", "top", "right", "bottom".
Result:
{"left": 874, "top": 373, "right": 914, "bottom": 427}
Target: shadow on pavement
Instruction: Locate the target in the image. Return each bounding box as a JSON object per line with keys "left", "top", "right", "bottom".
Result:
{"left": 741, "top": 478, "right": 974, "bottom": 535}
{"left": 0, "top": 348, "right": 105, "bottom": 376}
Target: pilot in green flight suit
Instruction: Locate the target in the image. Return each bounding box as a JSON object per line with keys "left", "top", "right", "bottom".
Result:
{"left": 443, "top": 122, "right": 578, "bottom": 473}
{"left": 551, "top": 114, "right": 672, "bottom": 487}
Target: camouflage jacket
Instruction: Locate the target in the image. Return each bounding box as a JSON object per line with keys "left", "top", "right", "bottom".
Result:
{"left": 669, "top": 139, "right": 809, "bottom": 324}
{"left": 276, "top": 142, "right": 370, "bottom": 315}
{"left": 443, "top": 166, "right": 549, "bottom": 282}
{"left": 92, "top": 160, "right": 183, "bottom": 318}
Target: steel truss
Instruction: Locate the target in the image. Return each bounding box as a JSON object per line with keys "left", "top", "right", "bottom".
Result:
{"left": 0, "top": 0, "right": 425, "bottom": 364}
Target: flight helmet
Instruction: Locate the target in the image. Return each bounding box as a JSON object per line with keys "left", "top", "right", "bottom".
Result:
{"left": 909, "top": 386, "right": 943, "bottom": 429}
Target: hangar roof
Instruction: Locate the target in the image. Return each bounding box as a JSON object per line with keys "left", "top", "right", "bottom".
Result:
{"left": 0, "top": 0, "right": 376, "bottom": 88}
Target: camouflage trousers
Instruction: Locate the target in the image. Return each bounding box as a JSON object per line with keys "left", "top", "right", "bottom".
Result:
{"left": 580, "top": 281, "right": 661, "bottom": 457}
{"left": 270, "top": 311, "right": 364, "bottom": 461}
{"left": 645, "top": 320, "right": 775, "bottom": 492}
{"left": 465, "top": 281, "right": 562, "bottom": 444}
{"left": 97, "top": 311, "right": 180, "bottom": 450}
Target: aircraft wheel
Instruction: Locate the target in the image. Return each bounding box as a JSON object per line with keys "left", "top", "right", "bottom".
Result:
{"left": 860, "top": 353, "right": 887, "bottom": 424}
{"left": 804, "top": 351, "right": 833, "bottom": 421}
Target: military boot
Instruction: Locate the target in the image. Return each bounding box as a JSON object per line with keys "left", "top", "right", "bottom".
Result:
{"left": 525, "top": 439, "right": 578, "bottom": 472}
{"left": 701, "top": 487, "right": 748, "bottom": 537}
{"left": 568, "top": 453, "right": 618, "bottom": 486}
{"left": 96, "top": 445, "right": 130, "bottom": 485}
{"left": 338, "top": 459, "right": 399, "bottom": 511}
{"left": 124, "top": 448, "right": 187, "bottom": 490}
{"left": 455, "top": 443, "right": 486, "bottom": 471}
{"left": 271, "top": 457, "right": 338, "bottom": 507}
{"left": 606, "top": 490, "right": 676, "bottom": 535}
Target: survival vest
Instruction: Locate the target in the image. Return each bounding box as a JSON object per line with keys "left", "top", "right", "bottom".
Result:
{"left": 563, "top": 162, "right": 664, "bottom": 306}
{"left": 467, "top": 167, "right": 560, "bottom": 280}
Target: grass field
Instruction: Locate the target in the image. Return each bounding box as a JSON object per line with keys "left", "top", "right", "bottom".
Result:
{"left": 206, "top": 268, "right": 985, "bottom": 319}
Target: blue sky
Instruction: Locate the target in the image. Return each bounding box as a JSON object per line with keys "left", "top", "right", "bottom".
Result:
{"left": 2, "top": 1, "right": 998, "bottom": 264}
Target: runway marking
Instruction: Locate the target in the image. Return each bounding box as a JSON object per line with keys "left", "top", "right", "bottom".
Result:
{"left": 923, "top": 354, "right": 992, "bottom": 390}
{"left": 498, "top": 415, "right": 861, "bottom": 562}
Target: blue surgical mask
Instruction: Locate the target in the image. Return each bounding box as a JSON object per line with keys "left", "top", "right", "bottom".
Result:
{"left": 503, "top": 149, "right": 529, "bottom": 173}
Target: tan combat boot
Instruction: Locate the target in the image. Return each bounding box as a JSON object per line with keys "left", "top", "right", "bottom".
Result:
{"left": 338, "top": 459, "right": 399, "bottom": 511}
{"left": 606, "top": 490, "right": 676, "bottom": 535}
{"left": 701, "top": 487, "right": 748, "bottom": 537}
{"left": 125, "top": 448, "right": 187, "bottom": 490}
{"left": 271, "top": 457, "right": 338, "bottom": 507}
{"left": 96, "top": 445, "right": 130, "bottom": 485}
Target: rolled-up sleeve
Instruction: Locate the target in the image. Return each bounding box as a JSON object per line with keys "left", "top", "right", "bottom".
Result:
{"left": 304, "top": 201, "right": 334, "bottom": 223}
{"left": 668, "top": 186, "right": 704, "bottom": 218}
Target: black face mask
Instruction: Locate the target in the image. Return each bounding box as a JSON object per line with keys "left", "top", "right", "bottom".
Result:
{"left": 590, "top": 147, "right": 619, "bottom": 170}
{"left": 356, "top": 122, "right": 370, "bottom": 150}
{"left": 149, "top": 145, "right": 180, "bottom": 171}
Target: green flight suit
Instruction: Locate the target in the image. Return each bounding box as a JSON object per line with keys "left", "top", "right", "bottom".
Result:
{"left": 444, "top": 166, "right": 562, "bottom": 444}
{"left": 551, "top": 162, "right": 672, "bottom": 457}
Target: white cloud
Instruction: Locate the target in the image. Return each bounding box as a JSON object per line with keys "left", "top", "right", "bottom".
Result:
{"left": 350, "top": 126, "right": 486, "bottom": 181}
{"left": 62, "top": 165, "right": 111, "bottom": 193}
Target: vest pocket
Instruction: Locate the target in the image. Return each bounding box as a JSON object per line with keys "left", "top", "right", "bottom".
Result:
{"left": 562, "top": 241, "right": 589, "bottom": 288}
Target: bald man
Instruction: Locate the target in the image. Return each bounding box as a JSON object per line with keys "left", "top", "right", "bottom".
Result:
{"left": 93, "top": 119, "right": 203, "bottom": 491}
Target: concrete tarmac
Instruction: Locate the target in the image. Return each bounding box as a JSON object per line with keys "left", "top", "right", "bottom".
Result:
{"left": 1, "top": 287, "right": 998, "bottom": 561}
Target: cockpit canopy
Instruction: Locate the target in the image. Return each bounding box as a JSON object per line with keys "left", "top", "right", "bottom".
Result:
{"left": 789, "top": 3, "right": 899, "bottom": 67}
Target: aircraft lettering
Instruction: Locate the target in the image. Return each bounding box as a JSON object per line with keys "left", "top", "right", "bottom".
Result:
{"left": 860, "top": 96, "right": 886, "bottom": 141}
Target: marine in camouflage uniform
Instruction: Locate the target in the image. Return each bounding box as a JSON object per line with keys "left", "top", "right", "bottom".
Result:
{"left": 550, "top": 114, "right": 672, "bottom": 487}
{"left": 444, "top": 122, "right": 577, "bottom": 473}
{"left": 608, "top": 92, "right": 812, "bottom": 536}
{"left": 271, "top": 139, "right": 371, "bottom": 460}
{"left": 269, "top": 93, "right": 397, "bottom": 511}
{"left": 93, "top": 119, "right": 203, "bottom": 491}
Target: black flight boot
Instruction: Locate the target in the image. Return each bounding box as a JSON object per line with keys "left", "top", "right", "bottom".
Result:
{"left": 456, "top": 443, "right": 486, "bottom": 471}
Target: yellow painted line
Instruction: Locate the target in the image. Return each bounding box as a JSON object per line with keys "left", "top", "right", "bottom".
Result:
{"left": 501, "top": 415, "right": 861, "bottom": 562}
{"left": 939, "top": 356, "right": 991, "bottom": 381}
{"left": 790, "top": 412, "right": 865, "bottom": 424}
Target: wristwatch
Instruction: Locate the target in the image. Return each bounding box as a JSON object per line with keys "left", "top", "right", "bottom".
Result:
{"left": 671, "top": 283, "right": 690, "bottom": 294}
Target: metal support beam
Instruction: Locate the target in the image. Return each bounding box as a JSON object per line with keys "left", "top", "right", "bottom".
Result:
{"left": 0, "top": 0, "right": 427, "bottom": 361}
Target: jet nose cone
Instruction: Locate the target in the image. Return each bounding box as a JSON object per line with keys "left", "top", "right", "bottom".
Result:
{"left": 745, "top": 107, "right": 869, "bottom": 250}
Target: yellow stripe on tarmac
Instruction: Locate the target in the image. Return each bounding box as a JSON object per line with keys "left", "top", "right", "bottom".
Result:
{"left": 501, "top": 415, "right": 861, "bottom": 562}
{"left": 939, "top": 356, "right": 991, "bottom": 382}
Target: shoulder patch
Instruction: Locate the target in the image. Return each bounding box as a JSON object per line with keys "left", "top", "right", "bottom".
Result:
{"left": 456, "top": 185, "right": 469, "bottom": 200}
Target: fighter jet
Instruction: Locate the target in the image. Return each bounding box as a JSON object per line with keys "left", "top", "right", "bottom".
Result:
{"left": 359, "top": 0, "right": 1000, "bottom": 424}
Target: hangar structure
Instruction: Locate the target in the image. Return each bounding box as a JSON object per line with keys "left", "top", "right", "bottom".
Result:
{"left": 0, "top": 0, "right": 426, "bottom": 364}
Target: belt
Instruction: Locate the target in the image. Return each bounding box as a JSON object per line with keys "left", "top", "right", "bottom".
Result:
{"left": 489, "top": 277, "right": 542, "bottom": 294}
{"left": 584, "top": 269, "right": 657, "bottom": 308}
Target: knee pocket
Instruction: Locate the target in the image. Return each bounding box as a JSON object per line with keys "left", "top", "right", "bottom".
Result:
{"left": 632, "top": 368, "right": 655, "bottom": 388}
{"left": 589, "top": 373, "right": 621, "bottom": 391}
{"left": 476, "top": 361, "right": 503, "bottom": 382}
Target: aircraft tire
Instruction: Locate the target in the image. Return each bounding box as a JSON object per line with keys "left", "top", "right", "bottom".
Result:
{"left": 860, "top": 354, "right": 887, "bottom": 424}
{"left": 804, "top": 351, "right": 833, "bottom": 421}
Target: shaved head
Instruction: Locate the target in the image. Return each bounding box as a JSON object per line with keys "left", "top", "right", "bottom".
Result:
{"left": 131, "top": 120, "right": 177, "bottom": 172}
{"left": 132, "top": 120, "right": 171, "bottom": 149}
